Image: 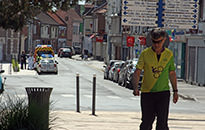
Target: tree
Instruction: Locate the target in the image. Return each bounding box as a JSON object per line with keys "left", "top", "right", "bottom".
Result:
{"left": 0, "top": 0, "right": 92, "bottom": 31}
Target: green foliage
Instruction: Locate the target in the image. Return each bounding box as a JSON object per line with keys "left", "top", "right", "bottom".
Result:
{"left": 0, "top": 95, "right": 29, "bottom": 130}
{"left": 0, "top": 0, "right": 92, "bottom": 31}
{"left": 11, "top": 58, "right": 19, "bottom": 72}
{"left": 0, "top": 94, "right": 56, "bottom": 130}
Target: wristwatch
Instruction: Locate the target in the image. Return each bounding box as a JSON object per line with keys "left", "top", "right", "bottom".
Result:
{"left": 173, "top": 89, "right": 178, "bottom": 92}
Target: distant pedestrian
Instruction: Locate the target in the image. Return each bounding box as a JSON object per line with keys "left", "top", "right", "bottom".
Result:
{"left": 20, "top": 51, "right": 27, "bottom": 69}
{"left": 28, "top": 53, "right": 34, "bottom": 70}
{"left": 132, "top": 28, "right": 178, "bottom": 130}
{"left": 83, "top": 49, "right": 88, "bottom": 60}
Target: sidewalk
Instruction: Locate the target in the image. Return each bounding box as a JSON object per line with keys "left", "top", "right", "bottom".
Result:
{"left": 0, "top": 62, "right": 36, "bottom": 76}
{"left": 51, "top": 111, "right": 205, "bottom": 130}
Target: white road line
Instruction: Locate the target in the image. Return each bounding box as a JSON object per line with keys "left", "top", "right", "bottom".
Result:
{"left": 17, "top": 94, "right": 27, "bottom": 98}
{"left": 84, "top": 95, "right": 92, "bottom": 98}
{"left": 61, "top": 94, "right": 75, "bottom": 97}
{"left": 130, "top": 97, "right": 139, "bottom": 100}
{"left": 107, "top": 96, "right": 121, "bottom": 99}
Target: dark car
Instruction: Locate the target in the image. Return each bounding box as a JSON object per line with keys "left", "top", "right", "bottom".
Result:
{"left": 113, "top": 61, "right": 125, "bottom": 83}
{"left": 58, "top": 48, "right": 63, "bottom": 57}
{"left": 103, "top": 60, "right": 120, "bottom": 79}
{"left": 73, "top": 46, "right": 81, "bottom": 54}
{"left": 64, "top": 46, "right": 75, "bottom": 55}
{"left": 60, "top": 48, "right": 72, "bottom": 58}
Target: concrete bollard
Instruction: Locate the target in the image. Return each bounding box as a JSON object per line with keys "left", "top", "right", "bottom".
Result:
{"left": 9, "top": 63, "right": 12, "bottom": 75}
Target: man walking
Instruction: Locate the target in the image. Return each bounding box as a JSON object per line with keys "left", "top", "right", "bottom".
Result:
{"left": 132, "top": 28, "right": 178, "bottom": 130}
{"left": 20, "top": 51, "right": 27, "bottom": 69}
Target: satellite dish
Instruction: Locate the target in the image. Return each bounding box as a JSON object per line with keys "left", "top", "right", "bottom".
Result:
{"left": 146, "top": 31, "right": 170, "bottom": 48}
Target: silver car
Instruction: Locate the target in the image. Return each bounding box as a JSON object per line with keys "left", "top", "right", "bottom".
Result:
{"left": 36, "top": 59, "right": 58, "bottom": 74}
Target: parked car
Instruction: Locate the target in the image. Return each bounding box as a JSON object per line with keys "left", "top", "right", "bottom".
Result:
{"left": 73, "top": 46, "right": 81, "bottom": 54}
{"left": 60, "top": 48, "right": 72, "bottom": 58}
{"left": 118, "top": 60, "right": 132, "bottom": 86}
{"left": 64, "top": 46, "right": 75, "bottom": 55}
{"left": 113, "top": 61, "right": 125, "bottom": 83}
{"left": 103, "top": 60, "right": 120, "bottom": 79}
{"left": 36, "top": 58, "right": 58, "bottom": 74}
{"left": 58, "top": 48, "right": 63, "bottom": 57}
{"left": 125, "top": 59, "right": 143, "bottom": 90}
{"left": 108, "top": 61, "right": 121, "bottom": 81}
{"left": 58, "top": 47, "right": 74, "bottom": 57}
{"left": 0, "top": 70, "right": 6, "bottom": 94}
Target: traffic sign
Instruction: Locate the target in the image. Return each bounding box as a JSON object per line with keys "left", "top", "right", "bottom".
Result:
{"left": 122, "top": 0, "right": 158, "bottom": 26}
{"left": 127, "top": 36, "right": 135, "bottom": 47}
{"left": 123, "top": 6, "right": 157, "bottom": 11}
{"left": 121, "top": 0, "right": 199, "bottom": 29}
{"left": 163, "top": 0, "right": 199, "bottom": 29}
{"left": 122, "top": 16, "right": 157, "bottom": 27}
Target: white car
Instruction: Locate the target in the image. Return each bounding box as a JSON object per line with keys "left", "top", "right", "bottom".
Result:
{"left": 36, "top": 59, "right": 58, "bottom": 74}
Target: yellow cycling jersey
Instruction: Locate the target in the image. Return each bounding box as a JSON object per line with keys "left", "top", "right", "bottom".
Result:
{"left": 136, "top": 47, "right": 175, "bottom": 92}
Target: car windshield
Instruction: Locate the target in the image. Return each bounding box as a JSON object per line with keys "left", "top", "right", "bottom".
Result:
{"left": 40, "top": 59, "right": 54, "bottom": 63}
{"left": 38, "top": 50, "right": 53, "bottom": 56}
{"left": 48, "top": 60, "right": 54, "bottom": 63}
{"left": 63, "top": 49, "right": 71, "bottom": 52}
{"left": 114, "top": 63, "right": 120, "bottom": 68}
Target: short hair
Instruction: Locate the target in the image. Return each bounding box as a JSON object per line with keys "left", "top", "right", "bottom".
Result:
{"left": 150, "top": 28, "right": 166, "bottom": 39}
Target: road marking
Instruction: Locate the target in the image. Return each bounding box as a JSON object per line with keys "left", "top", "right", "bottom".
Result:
{"left": 61, "top": 94, "right": 75, "bottom": 97}
{"left": 107, "top": 96, "right": 121, "bottom": 99}
{"left": 20, "top": 94, "right": 27, "bottom": 97}
{"left": 130, "top": 97, "right": 138, "bottom": 100}
{"left": 84, "top": 95, "right": 92, "bottom": 98}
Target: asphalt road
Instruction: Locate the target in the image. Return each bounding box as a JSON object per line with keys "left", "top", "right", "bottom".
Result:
{"left": 2, "top": 57, "right": 205, "bottom": 114}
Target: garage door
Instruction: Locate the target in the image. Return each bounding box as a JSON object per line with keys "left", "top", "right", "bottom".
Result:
{"left": 197, "top": 47, "right": 205, "bottom": 85}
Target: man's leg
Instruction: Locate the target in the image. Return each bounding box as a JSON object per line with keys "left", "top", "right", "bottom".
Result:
{"left": 156, "top": 91, "right": 170, "bottom": 130}
{"left": 24, "top": 62, "right": 26, "bottom": 69}
{"left": 21, "top": 62, "right": 23, "bottom": 69}
{"left": 140, "top": 93, "right": 156, "bottom": 130}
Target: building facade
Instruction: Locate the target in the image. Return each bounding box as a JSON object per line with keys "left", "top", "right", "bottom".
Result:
{"left": 0, "top": 28, "right": 20, "bottom": 62}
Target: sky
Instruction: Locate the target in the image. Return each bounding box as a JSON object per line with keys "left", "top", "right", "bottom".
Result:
{"left": 78, "top": 0, "right": 85, "bottom": 5}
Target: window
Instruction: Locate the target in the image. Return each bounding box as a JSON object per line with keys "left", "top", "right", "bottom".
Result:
{"left": 7, "top": 39, "right": 11, "bottom": 54}
{"left": 199, "top": 0, "right": 205, "bottom": 21}
{"left": 33, "top": 25, "right": 36, "bottom": 34}
{"left": 65, "top": 16, "right": 69, "bottom": 21}
{"left": 73, "top": 25, "right": 79, "bottom": 34}
{"left": 13, "top": 39, "right": 18, "bottom": 53}
{"left": 55, "top": 28, "right": 58, "bottom": 37}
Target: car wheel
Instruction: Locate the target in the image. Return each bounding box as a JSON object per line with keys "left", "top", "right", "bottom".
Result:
{"left": 118, "top": 80, "right": 121, "bottom": 85}
{"left": 122, "top": 78, "right": 125, "bottom": 87}
{"left": 38, "top": 71, "right": 42, "bottom": 75}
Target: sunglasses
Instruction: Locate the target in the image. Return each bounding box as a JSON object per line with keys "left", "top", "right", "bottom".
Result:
{"left": 152, "top": 39, "right": 164, "bottom": 44}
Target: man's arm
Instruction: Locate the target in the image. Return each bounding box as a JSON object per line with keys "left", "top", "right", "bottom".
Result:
{"left": 169, "top": 70, "right": 178, "bottom": 103}
{"left": 132, "top": 69, "right": 141, "bottom": 96}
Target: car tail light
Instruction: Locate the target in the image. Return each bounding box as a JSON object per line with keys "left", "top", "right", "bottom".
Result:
{"left": 54, "top": 64, "right": 56, "bottom": 67}
{"left": 117, "top": 68, "right": 120, "bottom": 73}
